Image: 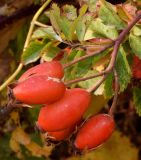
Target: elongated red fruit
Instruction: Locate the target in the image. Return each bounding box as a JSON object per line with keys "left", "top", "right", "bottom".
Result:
{"left": 74, "top": 114, "right": 115, "bottom": 150}
{"left": 19, "top": 61, "right": 64, "bottom": 82}
{"left": 13, "top": 75, "right": 65, "bottom": 104}
{"left": 132, "top": 56, "right": 141, "bottom": 79}
{"left": 46, "top": 119, "right": 81, "bottom": 141}
{"left": 47, "top": 125, "right": 75, "bottom": 141}
{"left": 37, "top": 88, "right": 91, "bottom": 131}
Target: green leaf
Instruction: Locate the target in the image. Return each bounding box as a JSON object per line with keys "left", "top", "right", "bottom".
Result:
{"left": 65, "top": 49, "right": 78, "bottom": 62}
{"left": 76, "top": 18, "right": 86, "bottom": 41}
{"left": 49, "top": 4, "right": 61, "bottom": 34}
{"left": 99, "top": 0, "right": 126, "bottom": 30}
{"left": 28, "top": 106, "right": 41, "bottom": 122}
{"left": 90, "top": 18, "right": 118, "bottom": 39}
{"left": 71, "top": 50, "right": 92, "bottom": 78}
{"left": 104, "top": 72, "right": 114, "bottom": 98}
{"left": 42, "top": 46, "right": 61, "bottom": 61}
{"left": 32, "top": 26, "right": 62, "bottom": 41}
{"left": 115, "top": 46, "right": 131, "bottom": 92}
{"left": 78, "top": 70, "right": 104, "bottom": 95}
{"left": 69, "top": 51, "right": 86, "bottom": 80}
{"left": 70, "top": 4, "right": 88, "bottom": 41}
{"left": 88, "top": 0, "right": 98, "bottom": 12}
{"left": 62, "top": 5, "right": 77, "bottom": 20}
{"left": 129, "top": 32, "right": 141, "bottom": 59}
{"left": 64, "top": 49, "right": 78, "bottom": 81}
{"left": 79, "top": 4, "right": 88, "bottom": 16}
{"left": 59, "top": 16, "right": 72, "bottom": 40}
{"left": 64, "top": 50, "right": 92, "bottom": 81}
{"left": 38, "top": 14, "right": 49, "bottom": 24}
{"left": 49, "top": 3, "right": 88, "bottom": 41}
{"left": 21, "top": 41, "right": 45, "bottom": 65}
{"left": 133, "top": 87, "right": 141, "bottom": 116}
{"left": 49, "top": 4, "right": 72, "bottom": 40}
{"left": 132, "top": 25, "right": 141, "bottom": 36}
{"left": 0, "top": 134, "right": 19, "bottom": 160}
{"left": 62, "top": 49, "right": 78, "bottom": 66}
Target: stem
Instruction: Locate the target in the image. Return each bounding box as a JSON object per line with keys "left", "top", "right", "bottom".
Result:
{"left": 109, "top": 69, "right": 119, "bottom": 116}
{"left": 0, "top": 63, "right": 23, "bottom": 91}
{"left": 65, "top": 11, "right": 141, "bottom": 86}
{"left": 63, "top": 43, "right": 114, "bottom": 69}
{"left": 0, "top": 0, "right": 52, "bottom": 92}
{"left": 107, "top": 11, "right": 141, "bottom": 71}
{"left": 24, "top": 0, "right": 52, "bottom": 49}
{"left": 87, "top": 75, "right": 107, "bottom": 93}
{"left": 64, "top": 71, "right": 106, "bottom": 86}
{"left": 34, "top": 21, "right": 48, "bottom": 27}
{"left": 64, "top": 11, "right": 141, "bottom": 70}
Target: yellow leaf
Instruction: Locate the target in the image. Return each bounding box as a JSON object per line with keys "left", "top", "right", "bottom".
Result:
{"left": 10, "top": 137, "right": 23, "bottom": 159}
{"left": 11, "top": 127, "right": 31, "bottom": 145}
{"left": 25, "top": 141, "right": 52, "bottom": 157}
{"left": 10, "top": 111, "right": 20, "bottom": 125}
{"left": 10, "top": 138, "right": 20, "bottom": 153}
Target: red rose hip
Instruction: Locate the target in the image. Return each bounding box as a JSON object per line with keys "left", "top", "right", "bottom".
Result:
{"left": 13, "top": 75, "right": 65, "bottom": 104}
{"left": 46, "top": 119, "right": 81, "bottom": 141}
{"left": 37, "top": 88, "right": 91, "bottom": 131}
{"left": 74, "top": 114, "right": 115, "bottom": 150}
{"left": 47, "top": 125, "right": 75, "bottom": 141}
{"left": 19, "top": 61, "right": 64, "bottom": 82}
{"left": 132, "top": 56, "right": 141, "bottom": 79}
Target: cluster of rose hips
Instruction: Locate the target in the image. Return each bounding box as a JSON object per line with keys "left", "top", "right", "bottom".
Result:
{"left": 12, "top": 61, "right": 115, "bottom": 152}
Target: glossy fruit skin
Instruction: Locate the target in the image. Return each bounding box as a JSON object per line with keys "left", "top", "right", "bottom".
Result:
{"left": 47, "top": 119, "right": 81, "bottom": 141}
{"left": 74, "top": 114, "right": 115, "bottom": 150}
{"left": 47, "top": 125, "right": 75, "bottom": 141}
{"left": 132, "top": 56, "right": 141, "bottom": 79}
{"left": 18, "top": 61, "right": 64, "bottom": 82}
{"left": 13, "top": 75, "right": 65, "bottom": 104}
{"left": 37, "top": 88, "right": 91, "bottom": 131}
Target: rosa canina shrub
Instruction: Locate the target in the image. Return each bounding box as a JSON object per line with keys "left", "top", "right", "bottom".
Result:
{"left": 1, "top": 0, "right": 141, "bottom": 158}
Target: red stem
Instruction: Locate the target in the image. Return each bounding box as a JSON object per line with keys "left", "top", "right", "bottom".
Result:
{"left": 109, "top": 69, "right": 119, "bottom": 116}
{"left": 87, "top": 75, "right": 107, "bottom": 93}
{"left": 65, "top": 11, "right": 141, "bottom": 86}
{"left": 63, "top": 43, "right": 114, "bottom": 69}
